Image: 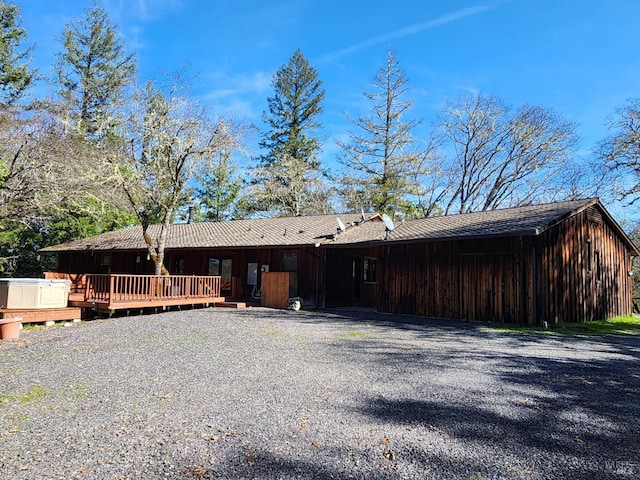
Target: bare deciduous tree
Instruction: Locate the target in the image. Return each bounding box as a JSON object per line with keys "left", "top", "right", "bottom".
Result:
{"left": 0, "top": 107, "right": 91, "bottom": 224}
{"left": 596, "top": 98, "right": 640, "bottom": 206}
{"left": 106, "top": 79, "right": 243, "bottom": 274}
{"left": 437, "top": 94, "right": 578, "bottom": 214}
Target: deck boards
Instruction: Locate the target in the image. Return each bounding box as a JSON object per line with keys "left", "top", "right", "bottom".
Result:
{"left": 0, "top": 307, "right": 82, "bottom": 323}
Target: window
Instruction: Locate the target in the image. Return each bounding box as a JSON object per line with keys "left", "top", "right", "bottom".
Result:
{"left": 221, "top": 259, "right": 232, "bottom": 280}
{"left": 586, "top": 240, "right": 592, "bottom": 273}
{"left": 363, "top": 257, "right": 377, "bottom": 283}
{"left": 209, "top": 258, "right": 232, "bottom": 279}
{"left": 595, "top": 250, "right": 601, "bottom": 282}
{"left": 282, "top": 252, "right": 298, "bottom": 272}
{"left": 208, "top": 258, "right": 220, "bottom": 276}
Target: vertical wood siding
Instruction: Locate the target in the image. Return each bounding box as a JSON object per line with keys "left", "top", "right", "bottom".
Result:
{"left": 325, "top": 247, "right": 382, "bottom": 307}
{"left": 537, "top": 208, "right": 633, "bottom": 323}
{"left": 378, "top": 209, "right": 634, "bottom": 324}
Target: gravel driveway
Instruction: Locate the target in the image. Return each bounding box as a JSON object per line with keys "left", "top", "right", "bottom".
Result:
{"left": 1, "top": 307, "right": 639, "bottom": 480}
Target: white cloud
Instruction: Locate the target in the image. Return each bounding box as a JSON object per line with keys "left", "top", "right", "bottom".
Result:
{"left": 194, "top": 70, "right": 273, "bottom": 121}
{"left": 318, "top": 3, "right": 502, "bottom": 64}
{"left": 201, "top": 70, "right": 272, "bottom": 100}
{"left": 108, "top": 0, "right": 184, "bottom": 22}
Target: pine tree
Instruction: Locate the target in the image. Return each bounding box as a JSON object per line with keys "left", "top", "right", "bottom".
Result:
{"left": 195, "top": 150, "right": 243, "bottom": 222}
{"left": 251, "top": 49, "right": 329, "bottom": 216}
{"left": 0, "top": 0, "right": 34, "bottom": 107}
{"left": 337, "top": 47, "right": 437, "bottom": 219}
{"left": 54, "top": 0, "right": 136, "bottom": 136}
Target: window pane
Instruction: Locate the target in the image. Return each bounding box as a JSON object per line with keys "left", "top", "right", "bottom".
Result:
{"left": 364, "top": 258, "right": 377, "bottom": 283}
{"left": 282, "top": 252, "right": 298, "bottom": 272}
{"left": 221, "top": 259, "right": 232, "bottom": 280}
{"left": 208, "top": 258, "right": 220, "bottom": 276}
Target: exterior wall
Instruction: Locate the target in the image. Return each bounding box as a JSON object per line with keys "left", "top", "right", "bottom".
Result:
{"left": 325, "top": 246, "right": 382, "bottom": 308}
{"left": 51, "top": 206, "right": 635, "bottom": 322}
{"left": 378, "top": 238, "right": 525, "bottom": 322}
{"left": 536, "top": 207, "right": 634, "bottom": 323}
{"left": 378, "top": 208, "right": 634, "bottom": 324}
{"left": 459, "top": 238, "right": 526, "bottom": 323}
{"left": 55, "top": 246, "right": 325, "bottom": 308}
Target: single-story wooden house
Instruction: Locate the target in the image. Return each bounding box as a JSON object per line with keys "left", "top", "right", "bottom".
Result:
{"left": 42, "top": 198, "right": 638, "bottom": 324}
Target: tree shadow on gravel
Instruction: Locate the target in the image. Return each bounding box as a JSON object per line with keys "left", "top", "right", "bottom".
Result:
{"left": 154, "top": 449, "right": 394, "bottom": 480}
{"left": 216, "top": 308, "right": 640, "bottom": 478}
{"left": 356, "top": 352, "right": 640, "bottom": 479}
{"left": 301, "top": 308, "right": 640, "bottom": 359}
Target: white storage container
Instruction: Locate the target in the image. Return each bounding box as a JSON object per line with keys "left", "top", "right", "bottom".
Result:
{"left": 0, "top": 278, "right": 71, "bottom": 309}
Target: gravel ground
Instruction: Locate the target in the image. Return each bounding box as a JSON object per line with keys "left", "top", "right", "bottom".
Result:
{"left": 1, "top": 307, "right": 639, "bottom": 480}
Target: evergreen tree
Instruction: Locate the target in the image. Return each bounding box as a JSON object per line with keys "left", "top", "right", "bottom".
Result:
{"left": 0, "top": 0, "right": 34, "bottom": 107}
{"left": 251, "top": 49, "right": 329, "bottom": 216}
{"left": 54, "top": 0, "right": 136, "bottom": 136}
{"left": 337, "top": 47, "right": 438, "bottom": 219}
{"left": 195, "top": 150, "right": 243, "bottom": 222}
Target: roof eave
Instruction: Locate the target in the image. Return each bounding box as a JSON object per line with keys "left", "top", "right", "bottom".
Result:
{"left": 535, "top": 198, "right": 640, "bottom": 256}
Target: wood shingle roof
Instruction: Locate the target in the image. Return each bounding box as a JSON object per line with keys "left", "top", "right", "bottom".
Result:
{"left": 41, "top": 198, "right": 637, "bottom": 255}
{"left": 390, "top": 198, "right": 595, "bottom": 241}
{"left": 41, "top": 213, "right": 379, "bottom": 252}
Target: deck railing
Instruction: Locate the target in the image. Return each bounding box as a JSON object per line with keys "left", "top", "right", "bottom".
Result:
{"left": 83, "top": 274, "right": 222, "bottom": 304}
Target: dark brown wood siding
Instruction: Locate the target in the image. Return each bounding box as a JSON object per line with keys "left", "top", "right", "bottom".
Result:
{"left": 325, "top": 246, "right": 382, "bottom": 307}
{"left": 536, "top": 207, "right": 633, "bottom": 323}
{"left": 55, "top": 246, "right": 326, "bottom": 308}
{"left": 51, "top": 206, "right": 635, "bottom": 322}
{"left": 378, "top": 239, "right": 522, "bottom": 322}
{"left": 378, "top": 209, "right": 634, "bottom": 324}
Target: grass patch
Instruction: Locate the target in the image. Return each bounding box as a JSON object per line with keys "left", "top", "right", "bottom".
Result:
{"left": 66, "top": 384, "right": 88, "bottom": 400}
{"left": 263, "top": 330, "right": 284, "bottom": 337}
{"left": 487, "top": 315, "right": 640, "bottom": 336}
{"left": 21, "top": 320, "right": 76, "bottom": 332}
{"left": 0, "top": 386, "right": 51, "bottom": 405}
{"left": 335, "top": 330, "right": 370, "bottom": 339}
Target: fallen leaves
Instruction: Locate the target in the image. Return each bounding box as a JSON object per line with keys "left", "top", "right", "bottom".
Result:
{"left": 184, "top": 466, "right": 209, "bottom": 478}
{"left": 379, "top": 436, "right": 397, "bottom": 466}
{"left": 152, "top": 392, "right": 172, "bottom": 400}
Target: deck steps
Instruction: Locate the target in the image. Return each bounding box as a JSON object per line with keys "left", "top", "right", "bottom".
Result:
{"left": 0, "top": 307, "right": 82, "bottom": 323}
{"left": 215, "top": 301, "right": 247, "bottom": 309}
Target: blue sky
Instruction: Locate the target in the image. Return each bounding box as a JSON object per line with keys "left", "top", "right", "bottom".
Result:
{"left": 17, "top": 0, "right": 640, "bottom": 222}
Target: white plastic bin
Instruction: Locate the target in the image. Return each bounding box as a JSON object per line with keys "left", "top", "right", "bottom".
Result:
{"left": 0, "top": 278, "right": 71, "bottom": 309}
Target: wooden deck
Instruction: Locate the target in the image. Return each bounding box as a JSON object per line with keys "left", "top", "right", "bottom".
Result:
{"left": 0, "top": 307, "right": 82, "bottom": 323}
{"left": 50, "top": 273, "right": 227, "bottom": 315}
